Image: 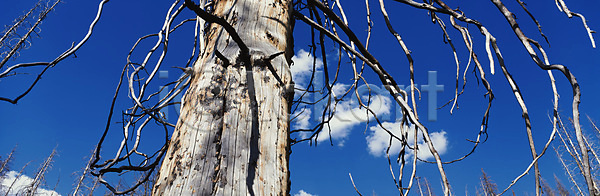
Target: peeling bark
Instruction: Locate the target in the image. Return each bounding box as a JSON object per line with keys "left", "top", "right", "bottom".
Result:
{"left": 152, "top": 0, "right": 294, "bottom": 195}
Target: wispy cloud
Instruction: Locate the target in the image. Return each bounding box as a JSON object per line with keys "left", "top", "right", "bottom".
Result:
{"left": 290, "top": 49, "right": 322, "bottom": 140}
{"left": 290, "top": 49, "right": 395, "bottom": 146}
{"left": 293, "top": 189, "right": 317, "bottom": 196}
{"left": 291, "top": 49, "right": 323, "bottom": 88}
{"left": 317, "top": 89, "right": 392, "bottom": 146}
{"left": 366, "top": 122, "right": 448, "bottom": 160}
{"left": 0, "top": 171, "right": 61, "bottom": 196}
{"left": 291, "top": 107, "right": 312, "bottom": 132}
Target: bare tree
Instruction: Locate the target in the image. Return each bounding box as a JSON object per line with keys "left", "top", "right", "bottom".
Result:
{"left": 542, "top": 179, "right": 557, "bottom": 196}
{"left": 23, "top": 147, "right": 56, "bottom": 196}
{"left": 0, "top": 146, "right": 16, "bottom": 178}
{"left": 85, "top": 0, "right": 598, "bottom": 195}
{"left": 71, "top": 150, "right": 101, "bottom": 196}
{"left": 0, "top": 0, "right": 59, "bottom": 65}
{"left": 478, "top": 169, "right": 498, "bottom": 196}
{"left": 555, "top": 175, "right": 571, "bottom": 196}
{"left": 2, "top": 162, "right": 31, "bottom": 196}
{"left": 416, "top": 177, "right": 436, "bottom": 196}
{"left": 2, "top": 0, "right": 597, "bottom": 195}
{"left": 0, "top": 0, "right": 105, "bottom": 104}
{"left": 0, "top": 147, "right": 58, "bottom": 196}
{"left": 554, "top": 116, "right": 600, "bottom": 196}
{"left": 555, "top": 146, "right": 585, "bottom": 196}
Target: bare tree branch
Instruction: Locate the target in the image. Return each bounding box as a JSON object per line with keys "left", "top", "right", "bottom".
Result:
{"left": 0, "top": 0, "right": 107, "bottom": 104}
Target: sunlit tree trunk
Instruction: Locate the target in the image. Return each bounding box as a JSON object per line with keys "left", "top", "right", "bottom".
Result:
{"left": 152, "top": 0, "right": 294, "bottom": 195}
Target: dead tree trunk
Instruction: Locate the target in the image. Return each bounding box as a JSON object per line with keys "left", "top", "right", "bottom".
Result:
{"left": 152, "top": 0, "right": 294, "bottom": 195}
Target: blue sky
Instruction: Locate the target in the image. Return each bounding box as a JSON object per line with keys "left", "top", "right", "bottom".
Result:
{"left": 1, "top": 0, "right": 599, "bottom": 195}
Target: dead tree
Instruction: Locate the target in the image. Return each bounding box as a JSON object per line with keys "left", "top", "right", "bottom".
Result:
{"left": 151, "top": 0, "right": 295, "bottom": 194}
{"left": 554, "top": 116, "right": 600, "bottom": 196}
{"left": 23, "top": 147, "right": 56, "bottom": 196}
{"left": 0, "top": 0, "right": 58, "bottom": 65}
{"left": 479, "top": 169, "right": 499, "bottom": 196}
{"left": 0, "top": 146, "right": 16, "bottom": 177}
{"left": 0, "top": 0, "right": 106, "bottom": 104}
{"left": 58, "top": 0, "right": 595, "bottom": 195}
{"left": 2, "top": 162, "right": 31, "bottom": 196}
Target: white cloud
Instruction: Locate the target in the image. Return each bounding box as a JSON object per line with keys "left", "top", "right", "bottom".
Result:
{"left": 294, "top": 190, "right": 317, "bottom": 196}
{"left": 290, "top": 50, "right": 394, "bottom": 146}
{"left": 292, "top": 108, "right": 312, "bottom": 132}
{"left": 366, "top": 122, "right": 448, "bottom": 160}
{"left": 290, "top": 49, "right": 397, "bottom": 147}
{"left": 0, "top": 171, "right": 61, "bottom": 196}
{"left": 291, "top": 49, "right": 323, "bottom": 88}
{"left": 331, "top": 83, "right": 350, "bottom": 98}
{"left": 317, "top": 85, "right": 392, "bottom": 146}
{"left": 289, "top": 49, "right": 320, "bottom": 139}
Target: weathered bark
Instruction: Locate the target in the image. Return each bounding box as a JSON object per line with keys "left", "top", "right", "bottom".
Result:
{"left": 152, "top": 0, "right": 294, "bottom": 195}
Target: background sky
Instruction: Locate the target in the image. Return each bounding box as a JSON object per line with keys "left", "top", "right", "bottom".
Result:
{"left": 0, "top": 0, "right": 599, "bottom": 195}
